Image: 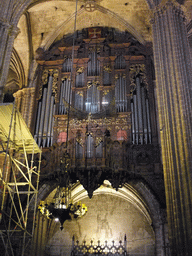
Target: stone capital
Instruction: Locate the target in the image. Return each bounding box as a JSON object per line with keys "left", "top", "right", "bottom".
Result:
{"left": 0, "top": 19, "right": 20, "bottom": 38}
{"left": 8, "top": 25, "right": 20, "bottom": 39}
{"left": 150, "top": 0, "right": 185, "bottom": 23}
{"left": 0, "top": 19, "right": 11, "bottom": 29}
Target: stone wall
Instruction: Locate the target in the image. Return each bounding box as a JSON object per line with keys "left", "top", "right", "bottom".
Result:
{"left": 45, "top": 194, "right": 155, "bottom": 256}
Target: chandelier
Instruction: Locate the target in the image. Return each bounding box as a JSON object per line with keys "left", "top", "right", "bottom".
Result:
{"left": 38, "top": 185, "right": 87, "bottom": 230}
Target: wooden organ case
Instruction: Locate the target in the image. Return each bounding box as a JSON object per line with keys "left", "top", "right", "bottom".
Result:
{"left": 34, "top": 27, "right": 164, "bottom": 200}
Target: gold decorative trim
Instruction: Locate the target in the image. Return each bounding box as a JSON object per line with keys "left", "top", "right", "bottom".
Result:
{"left": 52, "top": 69, "right": 59, "bottom": 103}
{"left": 76, "top": 138, "right": 83, "bottom": 146}
{"left": 88, "top": 46, "right": 100, "bottom": 54}
{"left": 76, "top": 66, "right": 85, "bottom": 74}
{"left": 42, "top": 69, "right": 49, "bottom": 85}
{"left": 77, "top": 91, "right": 83, "bottom": 97}
{"left": 95, "top": 137, "right": 102, "bottom": 147}
{"left": 103, "top": 65, "right": 112, "bottom": 73}
{"left": 103, "top": 90, "right": 110, "bottom": 95}
{"left": 129, "top": 64, "right": 148, "bottom": 89}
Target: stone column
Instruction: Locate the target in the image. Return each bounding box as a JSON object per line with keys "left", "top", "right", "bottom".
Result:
{"left": 0, "top": 20, "right": 19, "bottom": 100}
{"left": 151, "top": 0, "right": 192, "bottom": 255}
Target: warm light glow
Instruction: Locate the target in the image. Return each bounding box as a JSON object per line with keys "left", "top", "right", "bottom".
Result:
{"left": 57, "top": 132, "right": 67, "bottom": 143}
{"left": 102, "top": 101, "right": 108, "bottom": 105}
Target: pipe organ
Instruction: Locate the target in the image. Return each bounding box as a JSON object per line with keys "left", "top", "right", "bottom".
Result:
{"left": 34, "top": 27, "right": 157, "bottom": 161}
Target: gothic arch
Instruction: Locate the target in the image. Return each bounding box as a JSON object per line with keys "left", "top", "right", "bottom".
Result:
{"left": 33, "top": 179, "right": 165, "bottom": 255}
{"left": 10, "top": 0, "right": 158, "bottom": 28}
{"left": 40, "top": 3, "right": 146, "bottom": 50}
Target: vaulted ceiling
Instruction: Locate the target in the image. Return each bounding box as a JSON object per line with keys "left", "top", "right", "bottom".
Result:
{"left": 12, "top": 0, "right": 192, "bottom": 87}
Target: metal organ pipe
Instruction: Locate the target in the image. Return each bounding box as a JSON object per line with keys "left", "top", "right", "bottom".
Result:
{"left": 131, "top": 77, "right": 151, "bottom": 145}
{"left": 63, "top": 58, "right": 72, "bottom": 72}
{"left": 43, "top": 75, "right": 53, "bottom": 133}
{"left": 47, "top": 95, "right": 55, "bottom": 147}
{"left": 146, "top": 98, "right": 151, "bottom": 144}
{"left": 38, "top": 87, "right": 47, "bottom": 146}
{"left": 115, "top": 75, "right": 127, "bottom": 113}
{"left": 60, "top": 78, "right": 70, "bottom": 115}
{"left": 43, "top": 75, "right": 53, "bottom": 147}
{"left": 133, "top": 93, "right": 138, "bottom": 144}
{"left": 131, "top": 101, "right": 135, "bottom": 144}
{"left": 59, "top": 81, "right": 64, "bottom": 114}
{"left": 124, "top": 77, "right": 127, "bottom": 112}
{"left": 136, "top": 77, "right": 143, "bottom": 144}
{"left": 35, "top": 102, "right": 41, "bottom": 144}
{"left": 119, "top": 78, "right": 120, "bottom": 112}
{"left": 50, "top": 104, "right": 56, "bottom": 146}
{"left": 141, "top": 86, "right": 148, "bottom": 144}
{"left": 115, "top": 78, "right": 118, "bottom": 112}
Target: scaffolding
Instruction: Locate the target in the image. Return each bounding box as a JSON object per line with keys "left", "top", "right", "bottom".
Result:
{"left": 0, "top": 103, "right": 41, "bottom": 256}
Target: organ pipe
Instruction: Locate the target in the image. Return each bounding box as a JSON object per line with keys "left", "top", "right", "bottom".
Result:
{"left": 146, "top": 99, "right": 151, "bottom": 143}
{"left": 87, "top": 134, "right": 93, "bottom": 158}
{"left": 115, "top": 75, "right": 127, "bottom": 112}
{"left": 59, "top": 79, "right": 72, "bottom": 115}
{"left": 141, "top": 86, "right": 148, "bottom": 144}
{"left": 133, "top": 93, "right": 139, "bottom": 144}
{"left": 115, "top": 55, "right": 126, "bottom": 69}
{"left": 47, "top": 95, "right": 55, "bottom": 147}
{"left": 62, "top": 58, "right": 72, "bottom": 72}
{"left": 43, "top": 75, "right": 53, "bottom": 138}
{"left": 136, "top": 77, "right": 143, "bottom": 144}
{"left": 131, "top": 77, "right": 151, "bottom": 144}
{"left": 38, "top": 87, "right": 47, "bottom": 145}
{"left": 50, "top": 104, "right": 56, "bottom": 146}
{"left": 35, "top": 102, "right": 41, "bottom": 143}
{"left": 59, "top": 80, "right": 64, "bottom": 114}
{"left": 35, "top": 71, "right": 58, "bottom": 147}
{"left": 88, "top": 51, "right": 100, "bottom": 76}
{"left": 131, "top": 101, "right": 135, "bottom": 144}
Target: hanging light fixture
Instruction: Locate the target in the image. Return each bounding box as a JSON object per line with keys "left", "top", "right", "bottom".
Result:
{"left": 38, "top": 185, "right": 87, "bottom": 230}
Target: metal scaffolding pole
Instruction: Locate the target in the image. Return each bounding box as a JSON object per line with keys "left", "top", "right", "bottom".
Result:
{"left": 0, "top": 103, "right": 41, "bottom": 256}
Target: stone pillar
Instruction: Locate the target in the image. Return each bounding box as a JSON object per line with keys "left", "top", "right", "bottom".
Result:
{"left": 154, "top": 223, "right": 166, "bottom": 256}
{"left": 151, "top": 0, "right": 192, "bottom": 255}
{"left": 0, "top": 20, "right": 19, "bottom": 100}
{"left": 14, "top": 87, "right": 36, "bottom": 131}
